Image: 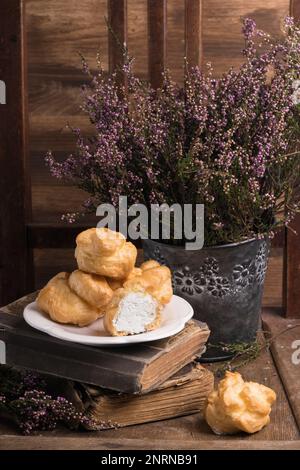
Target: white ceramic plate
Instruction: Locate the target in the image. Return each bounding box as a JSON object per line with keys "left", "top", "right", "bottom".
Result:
{"left": 23, "top": 295, "right": 193, "bottom": 346}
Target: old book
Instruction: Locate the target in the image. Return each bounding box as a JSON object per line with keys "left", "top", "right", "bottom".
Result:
{"left": 0, "top": 308, "right": 210, "bottom": 394}
{"left": 48, "top": 363, "right": 214, "bottom": 430}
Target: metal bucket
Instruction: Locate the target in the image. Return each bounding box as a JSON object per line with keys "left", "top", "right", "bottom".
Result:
{"left": 143, "top": 237, "right": 269, "bottom": 361}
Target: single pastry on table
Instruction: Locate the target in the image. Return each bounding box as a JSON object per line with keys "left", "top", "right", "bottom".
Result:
{"left": 205, "top": 371, "right": 276, "bottom": 435}
{"left": 123, "top": 259, "right": 172, "bottom": 305}
{"left": 104, "top": 286, "right": 162, "bottom": 336}
{"left": 68, "top": 269, "right": 113, "bottom": 308}
{"left": 75, "top": 227, "right": 137, "bottom": 279}
{"left": 37, "top": 272, "right": 102, "bottom": 327}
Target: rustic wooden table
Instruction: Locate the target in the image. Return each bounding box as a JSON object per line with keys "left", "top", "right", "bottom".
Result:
{"left": 0, "top": 296, "right": 300, "bottom": 450}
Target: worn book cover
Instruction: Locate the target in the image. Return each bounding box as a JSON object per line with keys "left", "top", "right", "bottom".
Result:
{"left": 0, "top": 305, "right": 210, "bottom": 394}
{"left": 47, "top": 362, "right": 214, "bottom": 429}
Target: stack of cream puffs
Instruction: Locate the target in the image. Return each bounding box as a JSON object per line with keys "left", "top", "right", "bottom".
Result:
{"left": 37, "top": 228, "right": 173, "bottom": 336}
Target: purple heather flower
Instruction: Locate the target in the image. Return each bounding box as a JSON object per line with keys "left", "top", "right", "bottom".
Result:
{"left": 242, "top": 18, "right": 257, "bottom": 39}
{"left": 284, "top": 16, "right": 294, "bottom": 28}
{"left": 45, "top": 17, "right": 300, "bottom": 246}
{"left": 0, "top": 367, "right": 95, "bottom": 435}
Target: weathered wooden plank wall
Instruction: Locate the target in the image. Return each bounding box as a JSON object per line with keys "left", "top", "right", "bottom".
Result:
{"left": 27, "top": 0, "right": 290, "bottom": 223}
{"left": 283, "top": 0, "right": 300, "bottom": 318}
{"left": 25, "top": 0, "right": 290, "bottom": 290}
{"left": 0, "top": 0, "right": 33, "bottom": 305}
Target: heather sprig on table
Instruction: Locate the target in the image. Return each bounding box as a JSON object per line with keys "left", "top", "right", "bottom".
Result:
{"left": 0, "top": 366, "right": 93, "bottom": 435}
{"left": 46, "top": 17, "right": 300, "bottom": 246}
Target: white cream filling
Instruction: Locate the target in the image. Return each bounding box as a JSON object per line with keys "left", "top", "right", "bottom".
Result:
{"left": 113, "top": 292, "right": 157, "bottom": 334}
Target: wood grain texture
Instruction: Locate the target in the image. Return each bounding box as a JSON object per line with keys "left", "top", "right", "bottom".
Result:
{"left": 26, "top": 0, "right": 108, "bottom": 70}
{"left": 166, "top": 0, "right": 184, "bottom": 83}
{"left": 0, "top": 436, "right": 299, "bottom": 450}
{"left": 32, "top": 247, "right": 139, "bottom": 290}
{"left": 291, "top": 0, "right": 300, "bottom": 18}
{"left": 284, "top": 217, "right": 300, "bottom": 318}
{"left": 185, "top": 0, "right": 202, "bottom": 70}
{"left": 283, "top": 0, "right": 300, "bottom": 318}
{"left": 148, "top": 0, "right": 167, "bottom": 88}
{"left": 202, "top": 0, "right": 289, "bottom": 77}
{"left": 108, "top": 0, "right": 127, "bottom": 86}
{"left": 0, "top": 0, "right": 33, "bottom": 305}
{"left": 263, "top": 309, "right": 300, "bottom": 431}
{"left": 25, "top": 0, "right": 290, "bottom": 225}
{"left": 0, "top": 0, "right": 288, "bottom": 290}
{"left": 80, "top": 364, "right": 213, "bottom": 429}
{"left": 1, "top": 292, "right": 299, "bottom": 446}
{"left": 263, "top": 248, "right": 283, "bottom": 308}
{"left": 28, "top": 223, "right": 95, "bottom": 249}
{"left": 128, "top": 0, "right": 148, "bottom": 78}
{"left": 0, "top": 308, "right": 299, "bottom": 447}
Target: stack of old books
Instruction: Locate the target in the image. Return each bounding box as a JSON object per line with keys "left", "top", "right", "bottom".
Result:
{"left": 0, "top": 303, "right": 213, "bottom": 430}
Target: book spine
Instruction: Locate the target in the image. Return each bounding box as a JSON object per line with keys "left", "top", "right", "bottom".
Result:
{"left": 0, "top": 322, "right": 145, "bottom": 393}
{"left": 0, "top": 311, "right": 209, "bottom": 394}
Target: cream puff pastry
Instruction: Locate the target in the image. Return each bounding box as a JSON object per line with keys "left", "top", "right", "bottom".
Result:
{"left": 106, "top": 267, "right": 143, "bottom": 291}
{"left": 68, "top": 269, "right": 113, "bottom": 309}
{"left": 140, "top": 260, "right": 160, "bottom": 271}
{"left": 37, "top": 272, "right": 102, "bottom": 327}
{"left": 124, "top": 260, "right": 172, "bottom": 305}
{"left": 104, "top": 287, "right": 161, "bottom": 336}
{"left": 205, "top": 371, "right": 276, "bottom": 435}
{"left": 75, "top": 228, "right": 137, "bottom": 279}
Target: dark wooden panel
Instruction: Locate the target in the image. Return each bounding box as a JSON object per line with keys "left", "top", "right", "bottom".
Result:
{"left": 263, "top": 309, "right": 300, "bottom": 431}
{"left": 29, "top": 222, "right": 142, "bottom": 250}
{"left": 108, "top": 0, "right": 128, "bottom": 86}
{"left": 263, "top": 248, "right": 283, "bottom": 308}
{"left": 284, "top": 217, "right": 300, "bottom": 318}
{"left": 28, "top": 223, "right": 94, "bottom": 249}
{"left": 31, "top": 185, "right": 95, "bottom": 223}
{"left": 34, "top": 248, "right": 77, "bottom": 288}
{"left": 127, "top": 0, "right": 148, "bottom": 79}
{"left": 24, "top": 0, "right": 290, "bottom": 279}
{"left": 166, "top": 0, "right": 184, "bottom": 84}
{"left": 26, "top": 0, "right": 108, "bottom": 71}
{"left": 27, "top": 0, "right": 290, "bottom": 225}
{"left": 283, "top": 0, "right": 300, "bottom": 318}
{"left": 33, "top": 247, "right": 144, "bottom": 289}
{"left": 148, "top": 0, "right": 167, "bottom": 88}
{"left": 202, "top": 0, "right": 289, "bottom": 77}
{"left": 291, "top": 0, "right": 300, "bottom": 17}
{"left": 185, "top": 0, "right": 202, "bottom": 70}
{"left": 272, "top": 229, "right": 285, "bottom": 248}
{"left": 0, "top": 0, "right": 33, "bottom": 306}
{"left": 0, "top": 436, "right": 300, "bottom": 450}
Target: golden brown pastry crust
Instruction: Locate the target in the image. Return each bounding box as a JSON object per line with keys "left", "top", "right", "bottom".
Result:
{"left": 140, "top": 260, "right": 160, "bottom": 271}
{"left": 75, "top": 228, "right": 137, "bottom": 279}
{"left": 124, "top": 261, "right": 172, "bottom": 305}
{"left": 126, "top": 267, "right": 143, "bottom": 280}
{"left": 106, "top": 278, "right": 123, "bottom": 291}
{"left": 104, "top": 287, "right": 161, "bottom": 336}
{"left": 37, "top": 272, "right": 102, "bottom": 327}
{"left": 68, "top": 269, "right": 113, "bottom": 310}
{"left": 106, "top": 267, "right": 143, "bottom": 291}
{"left": 205, "top": 371, "right": 276, "bottom": 435}
{"left": 77, "top": 227, "right": 125, "bottom": 254}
